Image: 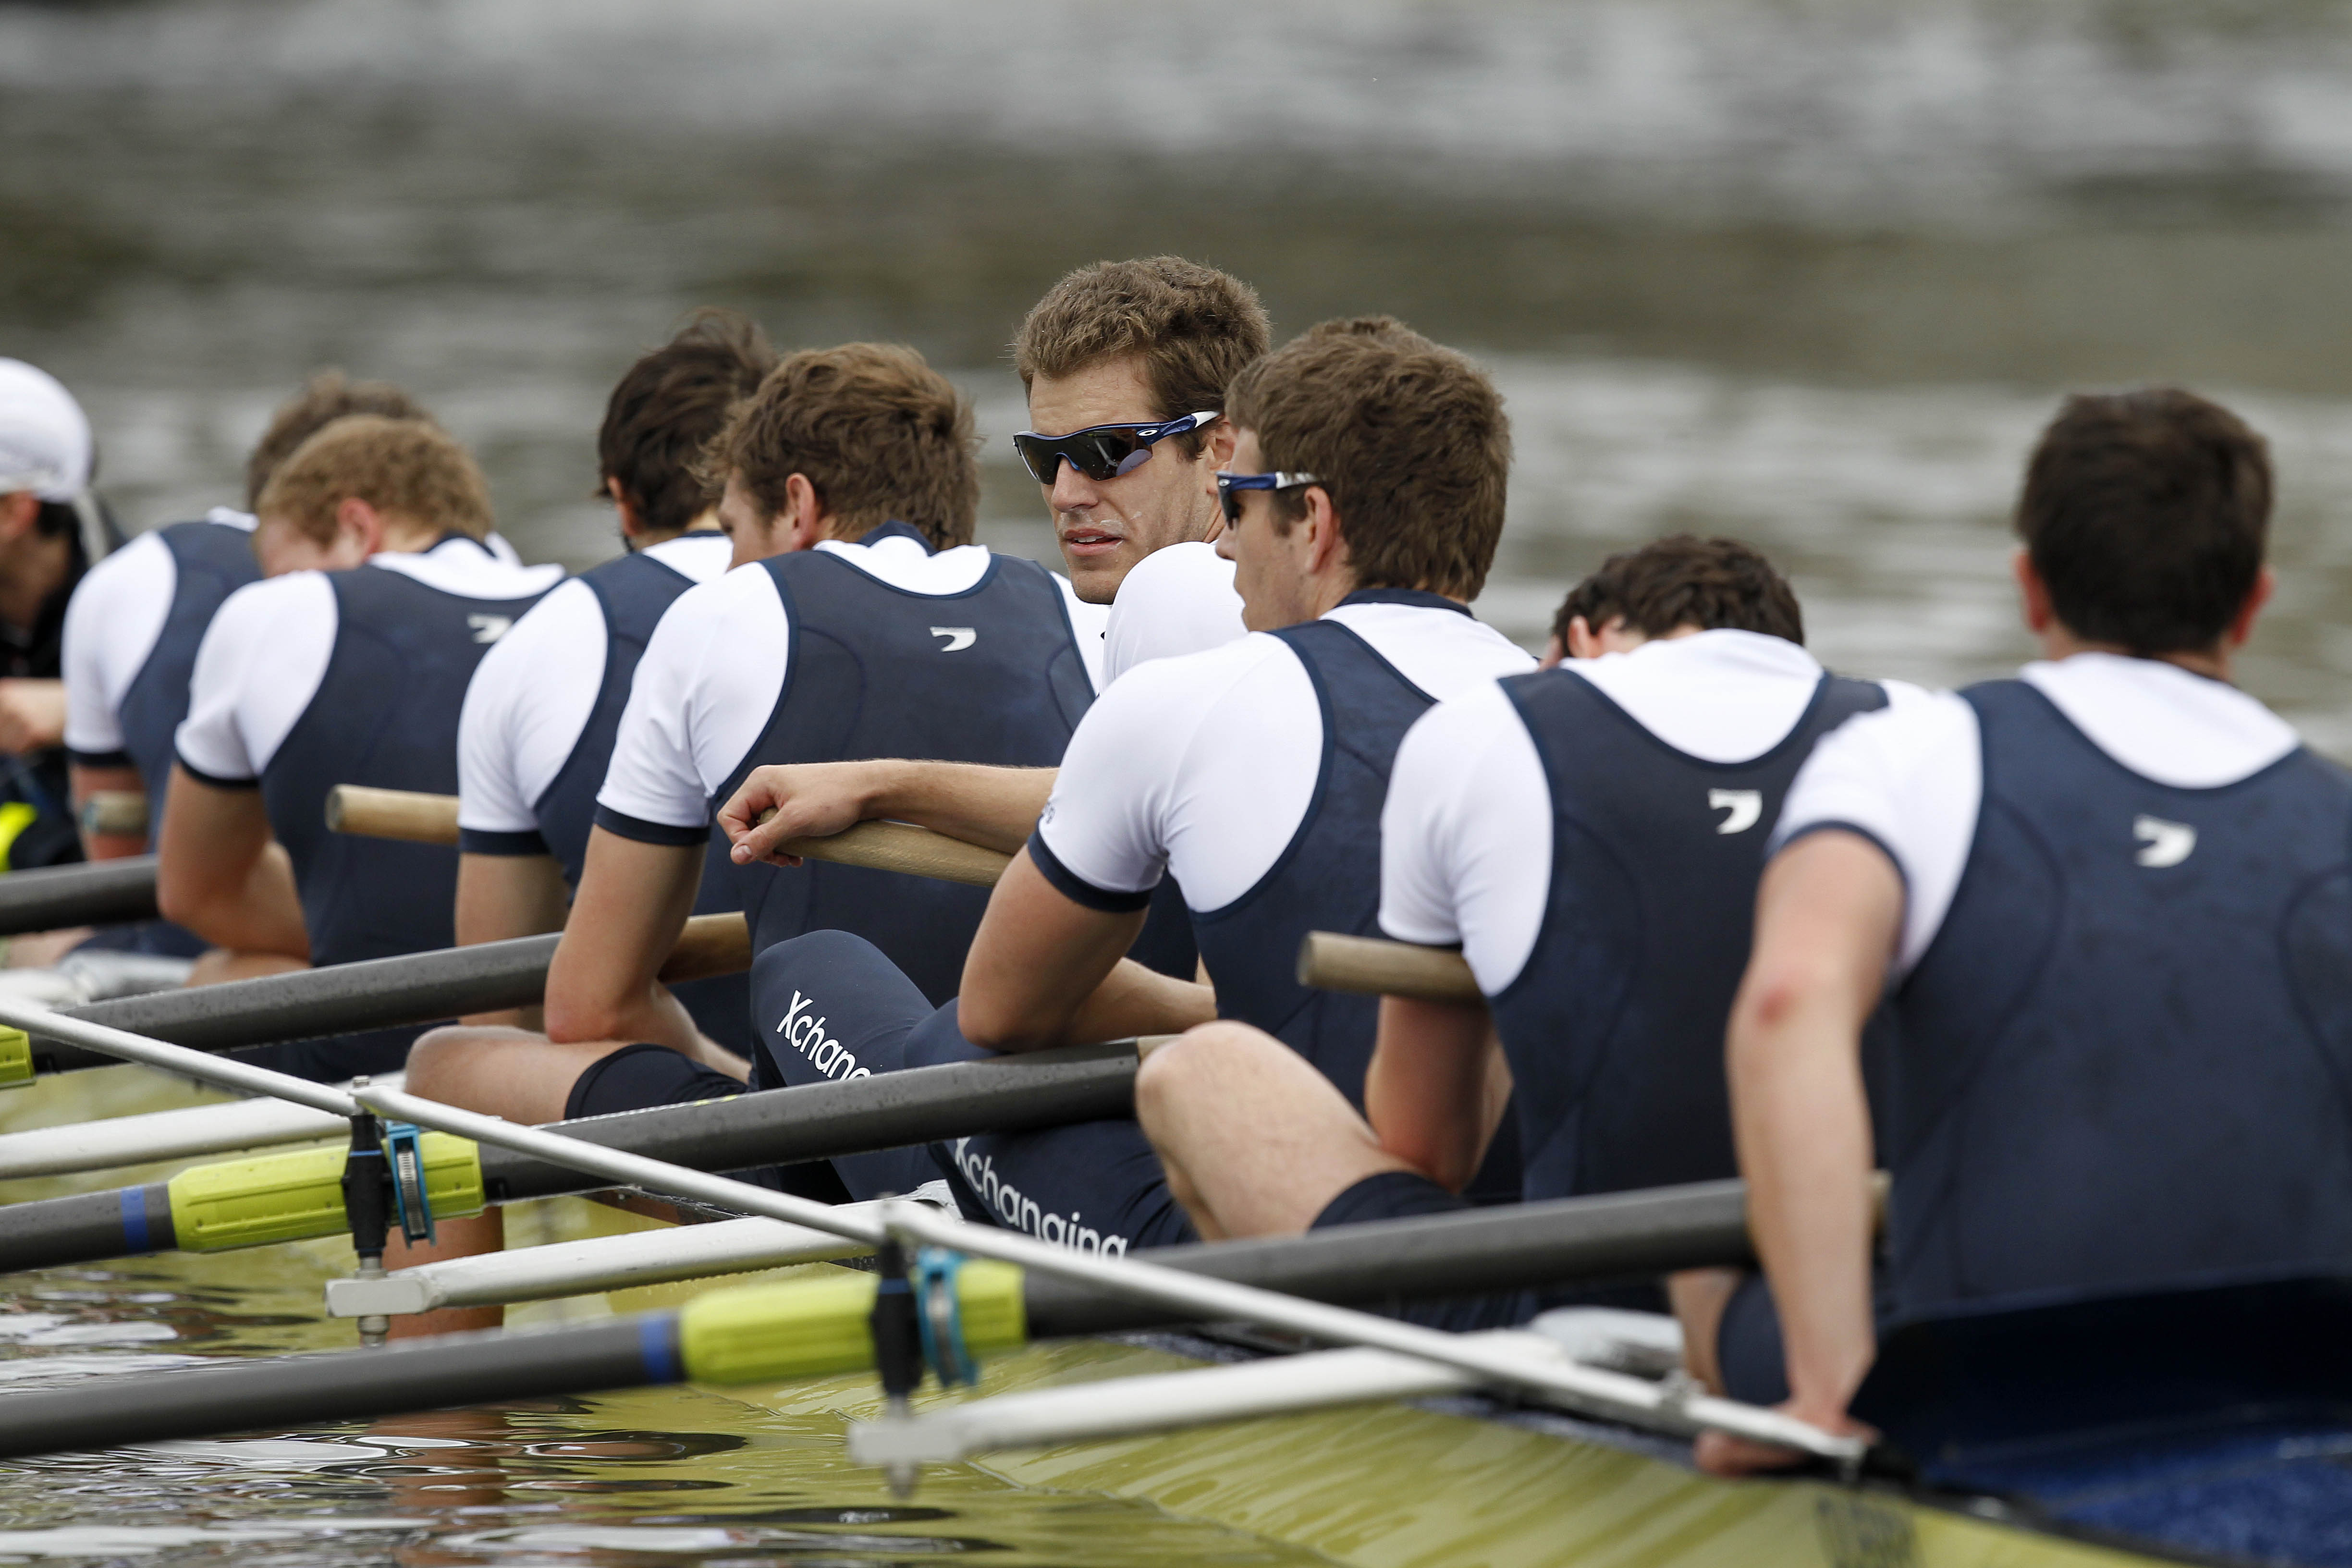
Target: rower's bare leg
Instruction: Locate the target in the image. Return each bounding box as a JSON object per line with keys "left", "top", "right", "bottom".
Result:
{"left": 383, "top": 1025, "right": 746, "bottom": 1338}
{"left": 380, "top": 1213, "right": 506, "bottom": 1338}
{"left": 1667, "top": 1267, "right": 1745, "bottom": 1395}
{"left": 1136, "top": 1020, "right": 1408, "bottom": 1241}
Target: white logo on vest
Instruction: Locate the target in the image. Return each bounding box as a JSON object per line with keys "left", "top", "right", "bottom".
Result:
{"left": 2134, "top": 814, "right": 2197, "bottom": 869}
{"left": 1708, "top": 788, "right": 1763, "bottom": 834}
{"left": 466, "top": 614, "right": 513, "bottom": 644}
{"left": 929, "top": 626, "right": 976, "bottom": 651}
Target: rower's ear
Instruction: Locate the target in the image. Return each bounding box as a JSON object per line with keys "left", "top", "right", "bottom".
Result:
{"left": 2013, "top": 548, "right": 2057, "bottom": 636}
{"left": 0, "top": 491, "right": 36, "bottom": 539}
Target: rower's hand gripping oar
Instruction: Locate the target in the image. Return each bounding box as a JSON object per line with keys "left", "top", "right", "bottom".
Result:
{"left": 326, "top": 784, "right": 1012, "bottom": 888}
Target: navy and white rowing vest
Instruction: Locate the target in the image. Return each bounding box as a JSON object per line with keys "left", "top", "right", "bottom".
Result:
{"left": 1189, "top": 596, "right": 1452, "bottom": 1104}
{"left": 1884, "top": 679, "right": 2352, "bottom": 1317}
{"left": 261, "top": 557, "right": 554, "bottom": 968}
{"left": 115, "top": 519, "right": 261, "bottom": 821}
{"left": 717, "top": 526, "right": 1093, "bottom": 1006}
{"left": 1489, "top": 666, "right": 1887, "bottom": 1204}
{"left": 527, "top": 536, "right": 752, "bottom": 1050}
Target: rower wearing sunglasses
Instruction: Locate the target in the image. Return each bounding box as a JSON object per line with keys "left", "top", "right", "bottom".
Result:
{"left": 718, "top": 318, "right": 1532, "bottom": 1251}
{"left": 1012, "top": 257, "right": 1265, "bottom": 684}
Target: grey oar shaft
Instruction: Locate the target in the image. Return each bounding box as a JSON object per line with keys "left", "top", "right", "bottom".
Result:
{"left": 476, "top": 1042, "right": 1137, "bottom": 1203}
{"left": 0, "top": 1318, "right": 660, "bottom": 1460}
{"left": 0, "top": 856, "right": 159, "bottom": 937}
{"left": 31, "top": 913, "right": 749, "bottom": 1073}
{"left": 1022, "top": 1180, "right": 1755, "bottom": 1336}
{"left": 32, "top": 934, "right": 560, "bottom": 1072}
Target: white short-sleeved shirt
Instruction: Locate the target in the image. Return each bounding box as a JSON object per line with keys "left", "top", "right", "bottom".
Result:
{"left": 1378, "top": 629, "right": 1918, "bottom": 992}
{"left": 1774, "top": 651, "right": 2303, "bottom": 974}
{"left": 174, "top": 538, "right": 565, "bottom": 784}
{"left": 1100, "top": 540, "right": 1247, "bottom": 685}
{"left": 62, "top": 506, "right": 255, "bottom": 762}
{"left": 1033, "top": 600, "right": 1537, "bottom": 914}
{"left": 457, "top": 532, "right": 733, "bottom": 839}
{"left": 594, "top": 537, "right": 1109, "bottom": 837}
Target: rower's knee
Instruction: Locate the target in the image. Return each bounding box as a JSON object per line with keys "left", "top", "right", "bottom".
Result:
{"left": 403, "top": 1025, "right": 528, "bottom": 1099}
{"left": 1135, "top": 1020, "right": 1280, "bottom": 1139}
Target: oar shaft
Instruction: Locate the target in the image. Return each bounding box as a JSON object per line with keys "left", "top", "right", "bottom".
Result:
{"left": 30, "top": 913, "right": 747, "bottom": 1073}
{"left": 0, "top": 855, "right": 159, "bottom": 937}
{"left": 0, "top": 1317, "right": 662, "bottom": 1460}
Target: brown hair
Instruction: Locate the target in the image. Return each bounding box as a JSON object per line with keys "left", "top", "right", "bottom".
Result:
{"left": 257, "top": 415, "right": 495, "bottom": 544}
{"left": 245, "top": 370, "right": 433, "bottom": 511}
{"left": 599, "top": 309, "right": 777, "bottom": 539}
{"left": 2016, "top": 388, "right": 2271, "bottom": 655}
{"left": 1225, "top": 317, "right": 1509, "bottom": 600}
{"left": 709, "top": 343, "right": 979, "bottom": 548}
{"left": 1553, "top": 535, "right": 1804, "bottom": 647}
{"left": 1013, "top": 257, "right": 1270, "bottom": 456}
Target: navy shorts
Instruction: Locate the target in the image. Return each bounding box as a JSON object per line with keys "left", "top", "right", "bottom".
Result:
{"left": 562, "top": 1040, "right": 851, "bottom": 1204}
{"left": 748, "top": 929, "right": 1195, "bottom": 1252}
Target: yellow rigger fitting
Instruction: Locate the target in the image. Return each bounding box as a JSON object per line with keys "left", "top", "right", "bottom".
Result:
{"left": 0, "top": 1027, "right": 33, "bottom": 1090}
{"left": 678, "top": 1261, "right": 1026, "bottom": 1386}
{"left": 166, "top": 1132, "right": 486, "bottom": 1253}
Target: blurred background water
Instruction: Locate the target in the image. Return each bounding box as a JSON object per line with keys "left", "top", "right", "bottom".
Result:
{"left": 11, "top": 0, "right": 2352, "bottom": 740}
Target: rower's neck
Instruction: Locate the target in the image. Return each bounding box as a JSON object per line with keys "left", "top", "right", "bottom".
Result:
{"left": 2036, "top": 624, "right": 2231, "bottom": 683}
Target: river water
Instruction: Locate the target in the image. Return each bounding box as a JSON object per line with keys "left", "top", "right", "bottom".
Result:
{"left": 4, "top": 1, "right": 2352, "bottom": 1560}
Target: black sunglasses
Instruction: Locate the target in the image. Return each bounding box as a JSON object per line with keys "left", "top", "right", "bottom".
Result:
{"left": 1215, "top": 470, "right": 1322, "bottom": 526}
{"left": 1012, "top": 411, "right": 1219, "bottom": 485}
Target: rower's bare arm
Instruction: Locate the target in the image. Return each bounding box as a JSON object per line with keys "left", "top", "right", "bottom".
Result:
{"left": 67, "top": 760, "right": 147, "bottom": 861}
{"left": 543, "top": 827, "right": 715, "bottom": 1061}
{"left": 1064, "top": 958, "right": 1217, "bottom": 1045}
{"left": 956, "top": 845, "right": 1147, "bottom": 1052}
{"left": 1697, "top": 828, "right": 1896, "bottom": 1477}
{"left": 0, "top": 678, "right": 67, "bottom": 756}
{"left": 1364, "top": 993, "right": 1505, "bottom": 1193}
{"left": 454, "top": 851, "right": 570, "bottom": 1029}
{"left": 154, "top": 764, "right": 308, "bottom": 961}
{"left": 721, "top": 760, "right": 1054, "bottom": 866}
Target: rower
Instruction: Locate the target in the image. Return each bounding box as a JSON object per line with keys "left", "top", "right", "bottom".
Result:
{"left": 1692, "top": 388, "right": 2345, "bottom": 1473}
{"left": 451, "top": 311, "right": 773, "bottom": 1047}
{"left": 721, "top": 317, "right": 1533, "bottom": 1251}
{"left": 402, "top": 343, "right": 1133, "bottom": 1189}
{"left": 1133, "top": 536, "right": 1904, "bottom": 1320}
{"left": 61, "top": 370, "right": 431, "bottom": 962}
{"left": 1013, "top": 255, "right": 1263, "bottom": 682}
{"left": 0, "top": 360, "right": 121, "bottom": 882}
{"left": 157, "top": 415, "right": 562, "bottom": 1078}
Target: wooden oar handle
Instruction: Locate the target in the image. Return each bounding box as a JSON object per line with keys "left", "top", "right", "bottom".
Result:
{"left": 1295, "top": 931, "right": 1483, "bottom": 1004}
{"left": 324, "top": 786, "right": 1014, "bottom": 894}
{"left": 660, "top": 912, "right": 751, "bottom": 982}
{"left": 326, "top": 785, "right": 460, "bottom": 846}
{"left": 769, "top": 817, "right": 1009, "bottom": 888}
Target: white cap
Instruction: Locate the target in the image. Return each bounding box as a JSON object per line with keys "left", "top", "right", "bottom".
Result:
{"left": 0, "top": 359, "right": 93, "bottom": 503}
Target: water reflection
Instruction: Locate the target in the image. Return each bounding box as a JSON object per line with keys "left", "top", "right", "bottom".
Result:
{"left": 0, "top": 1255, "right": 1328, "bottom": 1566}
